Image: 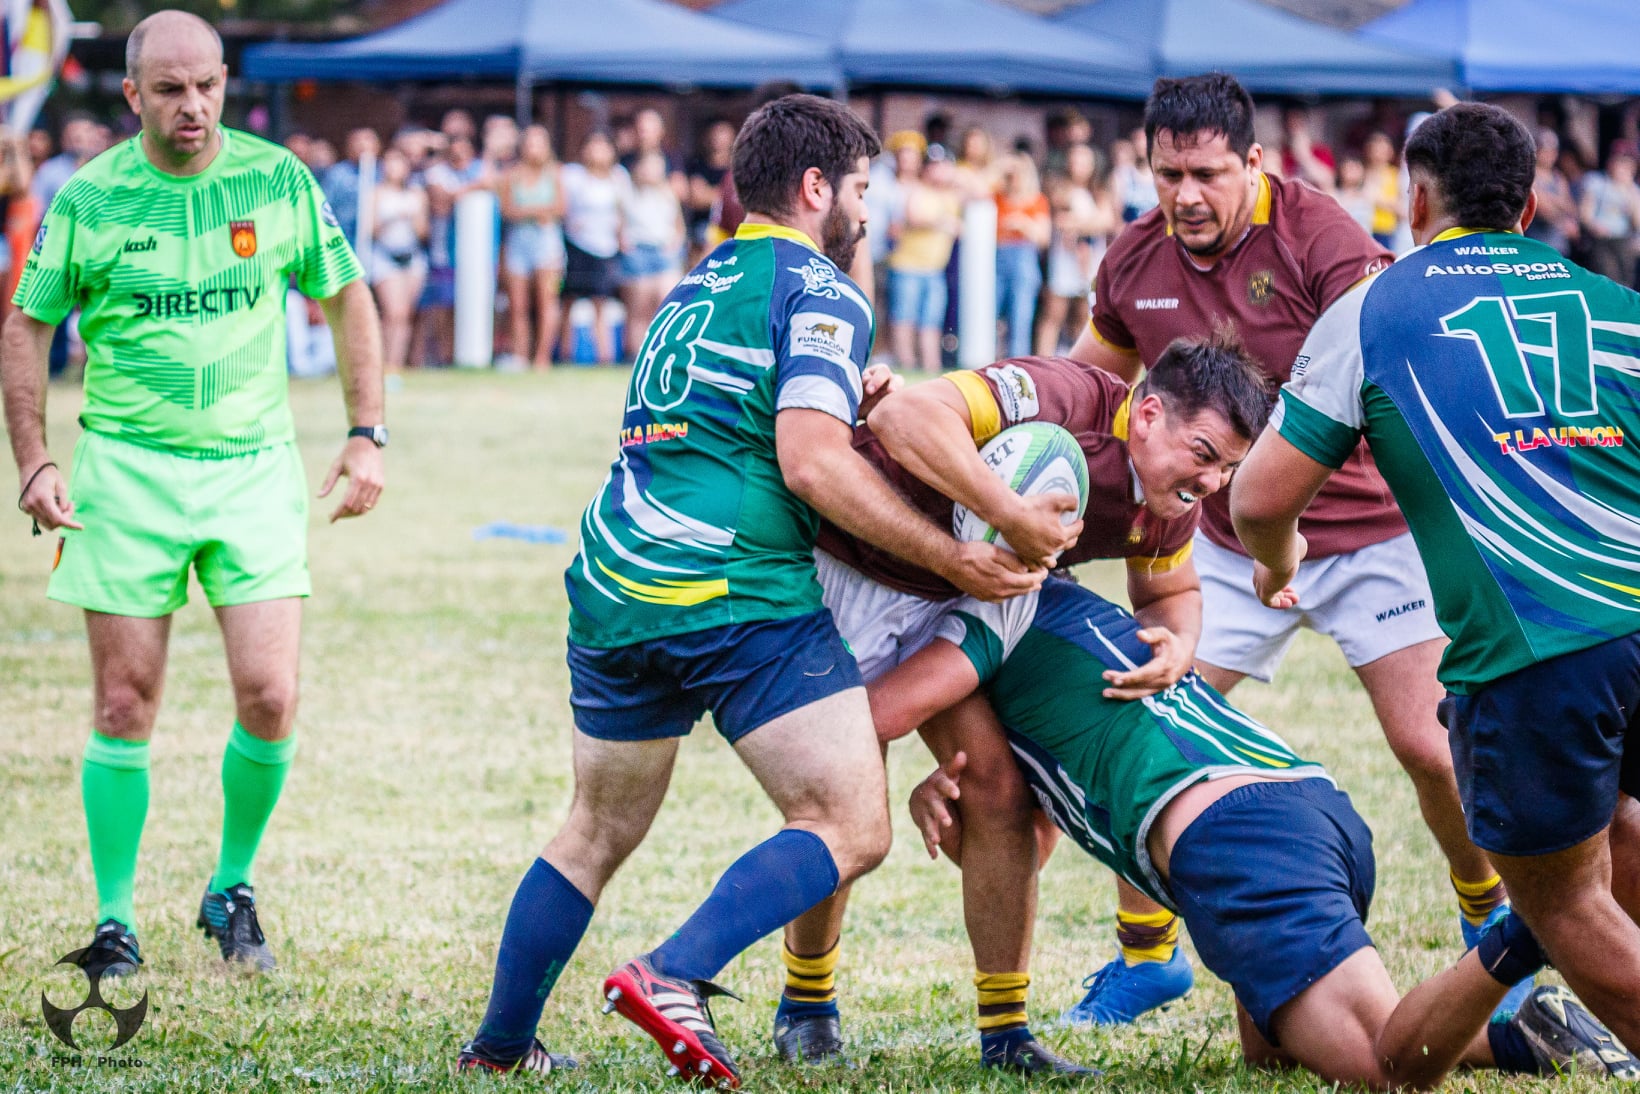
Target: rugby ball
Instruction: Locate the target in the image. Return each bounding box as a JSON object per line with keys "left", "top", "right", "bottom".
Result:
{"left": 952, "top": 422, "right": 1089, "bottom": 554}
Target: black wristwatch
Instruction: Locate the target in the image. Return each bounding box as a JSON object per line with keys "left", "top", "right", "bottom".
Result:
{"left": 348, "top": 425, "right": 389, "bottom": 448}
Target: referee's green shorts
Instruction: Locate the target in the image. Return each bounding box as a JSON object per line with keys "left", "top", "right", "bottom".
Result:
{"left": 49, "top": 431, "right": 311, "bottom": 617}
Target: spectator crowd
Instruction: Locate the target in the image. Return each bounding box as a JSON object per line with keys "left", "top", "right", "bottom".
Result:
{"left": 12, "top": 101, "right": 1640, "bottom": 379}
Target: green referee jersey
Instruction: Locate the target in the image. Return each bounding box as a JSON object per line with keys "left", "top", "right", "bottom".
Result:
{"left": 937, "top": 579, "right": 1328, "bottom": 909}
{"left": 565, "top": 224, "right": 874, "bottom": 649}
{"left": 14, "top": 127, "right": 363, "bottom": 457}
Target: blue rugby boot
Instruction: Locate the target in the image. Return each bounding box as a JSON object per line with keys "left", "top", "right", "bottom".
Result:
{"left": 1462, "top": 906, "right": 1533, "bottom": 1020}
{"left": 1058, "top": 947, "right": 1193, "bottom": 1027}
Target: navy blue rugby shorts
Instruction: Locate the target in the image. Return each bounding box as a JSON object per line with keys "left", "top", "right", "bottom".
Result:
{"left": 567, "top": 608, "right": 862, "bottom": 744}
{"left": 1440, "top": 631, "right": 1640, "bottom": 858}
{"left": 1167, "top": 777, "right": 1376, "bottom": 1043}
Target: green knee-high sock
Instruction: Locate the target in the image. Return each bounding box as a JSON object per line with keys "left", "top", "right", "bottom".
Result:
{"left": 82, "top": 733, "right": 151, "bottom": 928}
{"left": 213, "top": 724, "right": 297, "bottom": 893}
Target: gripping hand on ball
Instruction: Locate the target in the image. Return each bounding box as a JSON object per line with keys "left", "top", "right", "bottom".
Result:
{"left": 996, "top": 492, "right": 1083, "bottom": 567}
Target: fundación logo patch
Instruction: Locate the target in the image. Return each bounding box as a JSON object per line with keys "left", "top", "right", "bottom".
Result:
{"left": 792, "top": 312, "right": 855, "bottom": 366}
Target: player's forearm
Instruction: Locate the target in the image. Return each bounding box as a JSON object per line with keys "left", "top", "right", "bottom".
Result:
{"left": 0, "top": 310, "right": 55, "bottom": 474}
{"left": 1133, "top": 587, "right": 1202, "bottom": 654}
{"left": 787, "top": 440, "right": 957, "bottom": 578}
{"left": 870, "top": 394, "right": 1020, "bottom": 526}
{"left": 1231, "top": 436, "right": 1328, "bottom": 571}
{"left": 322, "top": 279, "right": 386, "bottom": 427}
{"left": 1232, "top": 505, "right": 1305, "bottom": 574}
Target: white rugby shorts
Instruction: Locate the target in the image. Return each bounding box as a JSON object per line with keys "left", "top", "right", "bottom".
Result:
{"left": 1194, "top": 531, "right": 1444, "bottom": 682}
{"left": 815, "top": 549, "right": 958, "bottom": 683}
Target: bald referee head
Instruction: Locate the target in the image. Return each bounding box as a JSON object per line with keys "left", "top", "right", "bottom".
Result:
{"left": 121, "top": 10, "right": 226, "bottom": 173}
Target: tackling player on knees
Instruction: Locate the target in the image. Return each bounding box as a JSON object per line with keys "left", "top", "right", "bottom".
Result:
{"left": 889, "top": 578, "right": 1637, "bottom": 1087}
{"left": 773, "top": 330, "right": 1267, "bottom": 1072}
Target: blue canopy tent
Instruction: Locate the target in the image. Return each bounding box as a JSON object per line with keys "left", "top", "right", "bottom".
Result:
{"left": 1052, "top": 0, "right": 1454, "bottom": 97}
{"left": 710, "top": 0, "right": 1152, "bottom": 98}
{"left": 1361, "top": 0, "right": 1640, "bottom": 94}
{"left": 241, "top": 0, "right": 842, "bottom": 89}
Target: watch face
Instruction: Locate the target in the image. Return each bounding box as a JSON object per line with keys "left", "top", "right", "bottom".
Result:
{"left": 371, "top": 426, "right": 389, "bottom": 447}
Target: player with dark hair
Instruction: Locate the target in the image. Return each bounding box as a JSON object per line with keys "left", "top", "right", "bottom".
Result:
{"left": 1061, "top": 72, "right": 1520, "bottom": 1026}
{"left": 771, "top": 330, "right": 1269, "bottom": 1073}
{"left": 454, "top": 94, "right": 1044, "bottom": 1085}
{"left": 2, "top": 9, "right": 384, "bottom": 977}
{"left": 1236, "top": 99, "right": 1640, "bottom": 1062}
{"left": 886, "top": 576, "right": 1638, "bottom": 1087}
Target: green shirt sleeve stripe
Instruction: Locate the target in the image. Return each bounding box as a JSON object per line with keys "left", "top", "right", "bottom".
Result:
{"left": 1275, "top": 390, "right": 1360, "bottom": 469}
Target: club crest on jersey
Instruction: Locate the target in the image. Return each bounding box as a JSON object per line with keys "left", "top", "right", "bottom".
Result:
{"left": 1248, "top": 270, "right": 1274, "bottom": 305}
{"left": 230, "top": 220, "right": 257, "bottom": 258}
{"left": 320, "top": 201, "right": 340, "bottom": 229}
{"left": 788, "top": 258, "right": 841, "bottom": 299}
{"left": 31, "top": 222, "right": 46, "bottom": 253}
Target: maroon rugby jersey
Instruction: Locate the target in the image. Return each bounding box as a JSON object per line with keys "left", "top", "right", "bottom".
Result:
{"left": 1091, "top": 171, "right": 1401, "bottom": 558}
{"left": 816, "top": 357, "right": 1198, "bottom": 600}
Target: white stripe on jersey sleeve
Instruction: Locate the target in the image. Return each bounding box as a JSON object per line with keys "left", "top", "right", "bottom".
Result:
{"left": 1281, "top": 278, "right": 1373, "bottom": 432}
{"left": 776, "top": 374, "right": 855, "bottom": 424}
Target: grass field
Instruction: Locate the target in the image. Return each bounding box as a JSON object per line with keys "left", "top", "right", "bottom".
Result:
{"left": 0, "top": 369, "right": 1591, "bottom": 1092}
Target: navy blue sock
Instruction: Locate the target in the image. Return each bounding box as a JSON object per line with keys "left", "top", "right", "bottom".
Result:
{"left": 980, "top": 1024, "right": 1034, "bottom": 1064}
{"left": 1489, "top": 1014, "right": 1540, "bottom": 1074}
{"left": 471, "top": 858, "right": 594, "bottom": 1062}
{"left": 1477, "top": 908, "right": 1547, "bottom": 987}
{"left": 650, "top": 829, "right": 839, "bottom": 984}
{"left": 776, "top": 995, "right": 840, "bottom": 1020}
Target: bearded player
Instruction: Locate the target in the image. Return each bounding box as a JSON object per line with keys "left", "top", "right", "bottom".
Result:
{"left": 454, "top": 94, "right": 1041, "bottom": 1084}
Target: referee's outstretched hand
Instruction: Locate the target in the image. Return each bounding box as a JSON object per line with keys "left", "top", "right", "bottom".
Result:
{"left": 320, "top": 437, "right": 385, "bottom": 522}
{"left": 17, "top": 461, "right": 81, "bottom": 532}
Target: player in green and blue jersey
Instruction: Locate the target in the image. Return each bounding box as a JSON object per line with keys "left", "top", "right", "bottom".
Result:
{"left": 874, "top": 577, "right": 1636, "bottom": 1084}
{"left": 1236, "top": 102, "right": 1640, "bottom": 1063}
{"left": 1, "top": 11, "right": 384, "bottom": 977}
{"left": 459, "top": 95, "right": 1044, "bottom": 1085}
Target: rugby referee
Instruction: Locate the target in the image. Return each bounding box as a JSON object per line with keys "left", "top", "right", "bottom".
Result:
{"left": 1, "top": 10, "right": 384, "bottom": 975}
